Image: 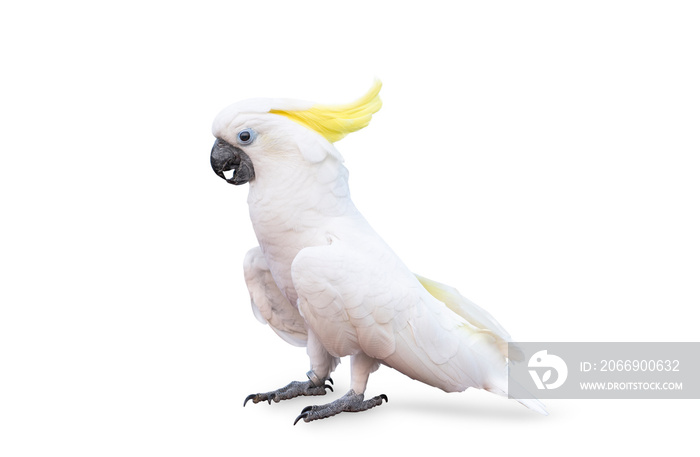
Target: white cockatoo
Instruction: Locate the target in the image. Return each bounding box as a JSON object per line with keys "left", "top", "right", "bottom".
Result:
{"left": 210, "top": 81, "right": 546, "bottom": 423}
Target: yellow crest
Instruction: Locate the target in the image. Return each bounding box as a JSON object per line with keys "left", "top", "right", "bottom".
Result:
{"left": 270, "top": 80, "right": 382, "bottom": 143}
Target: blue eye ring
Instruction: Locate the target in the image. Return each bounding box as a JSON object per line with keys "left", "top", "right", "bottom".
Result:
{"left": 237, "top": 128, "right": 256, "bottom": 145}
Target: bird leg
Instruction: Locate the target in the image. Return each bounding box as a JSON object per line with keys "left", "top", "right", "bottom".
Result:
{"left": 294, "top": 352, "right": 387, "bottom": 424}
{"left": 294, "top": 390, "right": 388, "bottom": 424}
{"left": 243, "top": 372, "right": 333, "bottom": 406}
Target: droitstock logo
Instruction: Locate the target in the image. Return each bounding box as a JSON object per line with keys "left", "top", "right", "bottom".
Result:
{"left": 528, "top": 350, "right": 568, "bottom": 390}
{"left": 508, "top": 342, "right": 700, "bottom": 399}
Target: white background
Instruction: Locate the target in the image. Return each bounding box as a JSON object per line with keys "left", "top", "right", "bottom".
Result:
{"left": 1, "top": 1, "right": 698, "bottom": 455}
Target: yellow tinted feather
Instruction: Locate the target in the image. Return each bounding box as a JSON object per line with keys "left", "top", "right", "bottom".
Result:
{"left": 270, "top": 80, "right": 382, "bottom": 143}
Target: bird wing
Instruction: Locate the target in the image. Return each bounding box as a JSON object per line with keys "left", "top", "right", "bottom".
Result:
{"left": 290, "top": 239, "right": 507, "bottom": 393}
{"left": 290, "top": 240, "right": 413, "bottom": 360}
{"left": 415, "top": 274, "right": 524, "bottom": 361}
{"left": 244, "top": 247, "right": 307, "bottom": 347}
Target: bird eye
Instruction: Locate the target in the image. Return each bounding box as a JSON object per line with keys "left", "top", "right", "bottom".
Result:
{"left": 238, "top": 128, "right": 256, "bottom": 145}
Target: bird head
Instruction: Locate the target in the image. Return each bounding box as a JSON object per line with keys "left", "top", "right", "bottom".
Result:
{"left": 210, "top": 81, "right": 382, "bottom": 186}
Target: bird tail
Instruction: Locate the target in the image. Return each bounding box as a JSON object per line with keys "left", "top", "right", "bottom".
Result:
{"left": 414, "top": 273, "right": 548, "bottom": 415}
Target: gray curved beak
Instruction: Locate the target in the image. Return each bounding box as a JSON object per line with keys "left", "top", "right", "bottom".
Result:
{"left": 210, "top": 139, "right": 255, "bottom": 185}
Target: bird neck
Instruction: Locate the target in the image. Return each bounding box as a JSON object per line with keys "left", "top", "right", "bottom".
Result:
{"left": 246, "top": 158, "right": 356, "bottom": 236}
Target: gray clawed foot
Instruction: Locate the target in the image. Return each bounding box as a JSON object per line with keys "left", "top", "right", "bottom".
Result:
{"left": 243, "top": 380, "right": 333, "bottom": 406}
{"left": 294, "top": 390, "right": 388, "bottom": 425}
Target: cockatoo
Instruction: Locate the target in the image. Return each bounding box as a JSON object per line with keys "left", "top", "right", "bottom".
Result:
{"left": 210, "top": 81, "right": 546, "bottom": 423}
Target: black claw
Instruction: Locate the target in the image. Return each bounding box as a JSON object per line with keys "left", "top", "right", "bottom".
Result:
{"left": 380, "top": 394, "right": 388, "bottom": 403}
{"left": 327, "top": 377, "right": 334, "bottom": 385}
{"left": 243, "top": 394, "right": 256, "bottom": 407}
{"left": 293, "top": 412, "right": 308, "bottom": 426}
{"left": 301, "top": 405, "right": 313, "bottom": 414}
{"left": 324, "top": 384, "right": 334, "bottom": 392}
